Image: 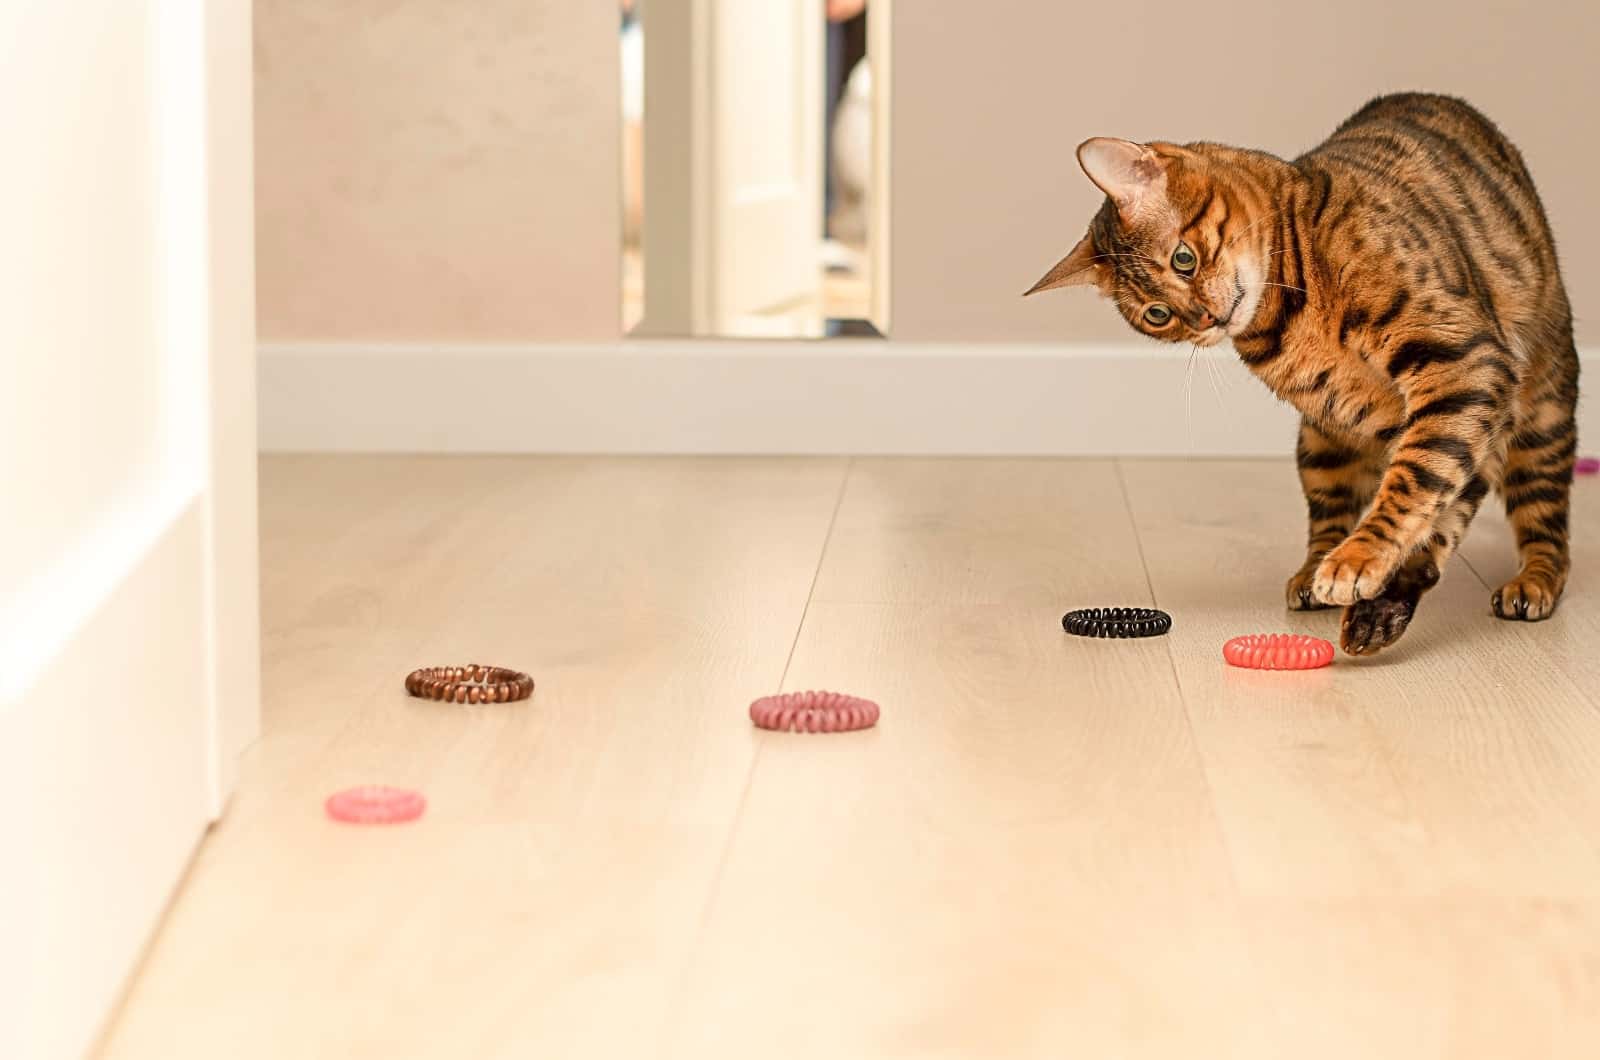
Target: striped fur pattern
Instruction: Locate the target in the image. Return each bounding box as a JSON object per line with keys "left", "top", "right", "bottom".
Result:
{"left": 1028, "top": 94, "right": 1578, "bottom": 655}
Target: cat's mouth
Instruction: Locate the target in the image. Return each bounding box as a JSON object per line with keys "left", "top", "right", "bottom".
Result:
{"left": 1195, "top": 289, "right": 1244, "bottom": 347}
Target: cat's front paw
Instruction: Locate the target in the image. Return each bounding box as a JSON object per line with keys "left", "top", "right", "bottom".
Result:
{"left": 1340, "top": 595, "right": 1416, "bottom": 655}
{"left": 1312, "top": 536, "right": 1399, "bottom": 607}
{"left": 1285, "top": 560, "right": 1335, "bottom": 611}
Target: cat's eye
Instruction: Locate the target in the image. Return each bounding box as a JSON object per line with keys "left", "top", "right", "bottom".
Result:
{"left": 1171, "top": 242, "right": 1198, "bottom": 275}
{"left": 1143, "top": 303, "right": 1173, "bottom": 327}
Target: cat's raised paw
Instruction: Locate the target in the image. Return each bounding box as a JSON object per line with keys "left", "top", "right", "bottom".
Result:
{"left": 1285, "top": 563, "right": 1336, "bottom": 611}
{"left": 1312, "top": 537, "right": 1399, "bottom": 607}
{"left": 1491, "top": 575, "right": 1561, "bottom": 622}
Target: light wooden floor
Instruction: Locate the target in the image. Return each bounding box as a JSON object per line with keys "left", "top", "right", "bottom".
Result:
{"left": 96, "top": 457, "right": 1600, "bottom": 1059}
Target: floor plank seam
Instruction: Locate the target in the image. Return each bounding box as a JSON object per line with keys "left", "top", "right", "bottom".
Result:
{"left": 1114, "top": 459, "right": 1247, "bottom": 901}
{"left": 775, "top": 457, "right": 854, "bottom": 690}
{"left": 1455, "top": 549, "right": 1494, "bottom": 593}
{"left": 1446, "top": 545, "right": 1600, "bottom": 719}
{"left": 653, "top": 456, "right": 854, "bottom": 1058}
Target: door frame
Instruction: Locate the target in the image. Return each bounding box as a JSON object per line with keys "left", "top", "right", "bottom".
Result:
{"left": 867, "top": 0, "right": 891, "bottom": 336}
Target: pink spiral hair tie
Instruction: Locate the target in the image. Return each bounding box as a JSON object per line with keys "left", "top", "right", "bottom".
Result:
{"left": 1574, "top": 457, "right": 1600, "bottom": 476}
{"left": 325, "top": 785, "right": 427, "bottom": 824}
{"left": 1222, "top": 633, "right": 1335, "bottom": 671}
{"left": 749, "top": 691, "right": 880, "bottom": 733}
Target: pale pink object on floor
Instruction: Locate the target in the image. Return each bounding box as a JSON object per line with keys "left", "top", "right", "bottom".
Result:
{"left": 325, "top": 786, "right": 427, "bottom": 824}
{"left": 1574, "top": 457, "right": 1600, "bottom": 476}
{"left": 1222, "top": 634, "right": 1335, "bottom": 671}
{"left": 750, "top": 691, "right": 880, "bottom": 733}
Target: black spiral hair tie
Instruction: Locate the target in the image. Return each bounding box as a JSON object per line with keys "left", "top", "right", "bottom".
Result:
{"left": 1061, "top": 607, "right": 1172, "bottom": 639}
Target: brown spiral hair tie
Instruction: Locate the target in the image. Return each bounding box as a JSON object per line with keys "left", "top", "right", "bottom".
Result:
{"left": 404, "top": 664, "right": 534, "bottom": 704}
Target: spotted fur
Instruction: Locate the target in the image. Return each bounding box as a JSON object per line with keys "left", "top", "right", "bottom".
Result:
{"left": 1029, "top": 93, "right": 1578, "bottom": 655}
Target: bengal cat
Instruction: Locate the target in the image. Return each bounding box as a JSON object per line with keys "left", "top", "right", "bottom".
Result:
{"left": 1028, "top": 93, "right": 1578, "bottom": 656}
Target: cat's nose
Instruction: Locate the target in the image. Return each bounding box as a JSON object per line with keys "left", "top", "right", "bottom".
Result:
{"left": 1195, "top": 310, "right": 1217, "bottom": 330}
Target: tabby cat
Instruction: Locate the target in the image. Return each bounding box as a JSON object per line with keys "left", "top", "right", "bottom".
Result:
{"left": 1028, "top": 94, "right": 1578, "bottom": 656}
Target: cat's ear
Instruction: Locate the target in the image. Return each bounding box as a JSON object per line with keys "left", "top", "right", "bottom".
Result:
{"left": 1077, "top": 137, "right": 1165, "bottom": 219}
{"left": 1023, "top": 232, "right": 1100, "bottom": 296}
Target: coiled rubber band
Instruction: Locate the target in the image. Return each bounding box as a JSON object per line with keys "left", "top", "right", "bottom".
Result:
{"left": 325, "top": 786, "right": 426, "bottom": 824}
{"left": 1222, "top": 633, "right": 1335, "bottom": 671}
{"left": 405, "top": 664, "right": 534, "bottom": 704}
{"left": 1061, "top": 607, "right": 1172, "bottom": 639}
{"left": 750, "top": 691, "right": 880, "bottom": 733}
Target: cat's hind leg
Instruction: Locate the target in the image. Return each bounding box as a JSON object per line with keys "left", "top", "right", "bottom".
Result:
{"left": 1493, "top": 342, "right": 1578, "bottom": 621}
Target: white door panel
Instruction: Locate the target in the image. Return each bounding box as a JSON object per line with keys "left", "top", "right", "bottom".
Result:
{"left": 0, "top": 2, "right": 259, "bottom": 1055}
{"left": 642, "top": 0, "right": 823, "bottom": 334}
{"left": 2, "top": 504, "right": 212, "bottom": 1060}
{"left": 0, "top": 1, "right": 176, "bottom": 615}
{"left": 713, "top": 0, "right": 820, "bottom": 326}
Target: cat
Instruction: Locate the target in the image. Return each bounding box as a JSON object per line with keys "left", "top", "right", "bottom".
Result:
{"left": 1027, "top": 93, "right": 1578, "bottom": 656}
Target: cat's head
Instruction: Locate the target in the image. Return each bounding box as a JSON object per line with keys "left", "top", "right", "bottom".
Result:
{"left": 1026, "top": 138, "right": 1267, "bottom": 347}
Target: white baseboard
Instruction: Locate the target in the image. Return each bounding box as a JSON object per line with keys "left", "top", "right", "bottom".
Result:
{"left": 259, "top": 341, "right": 1599, "bottom": 456}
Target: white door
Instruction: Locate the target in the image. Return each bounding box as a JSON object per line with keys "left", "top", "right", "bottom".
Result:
{"left": 0, "top": 3, "right": 260, "bottom": 1058}
{"left": 641, "top": 0, "right": 824, "bottom": 335}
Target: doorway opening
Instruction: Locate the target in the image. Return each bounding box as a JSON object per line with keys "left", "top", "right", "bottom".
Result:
{"left": 620, "top": 0, "right": 890, "bottom": 339}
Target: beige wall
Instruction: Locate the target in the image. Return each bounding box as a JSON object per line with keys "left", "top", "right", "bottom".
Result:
{"left": 893, "top": 0, "right": 1600, "bottom": 346}
{"left": 254, "top": 1, "right": 618, "bottom": 342}
{"left": 256, "top": 1, "right": 1597, "bottom": 347}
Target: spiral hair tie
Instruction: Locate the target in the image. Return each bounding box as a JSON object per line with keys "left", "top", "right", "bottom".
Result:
{"left": 749, "top": 691, "right": 880, "bottom": 733}
{"left": 1222, "top": 634, "right": 1334, "bottom": 671}
{"left": 325, "top": 785, "right": 426, "bottom": 824}
{"left": 405, "top": 664, "right": 534, "bottom": 704}
{"left": 1061, "top": 607, "right": 1172, "bottom": 639}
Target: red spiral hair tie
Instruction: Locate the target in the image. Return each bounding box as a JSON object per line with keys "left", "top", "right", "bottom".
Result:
{"left": 749, "top": 691, "right": 880, "bottom": 733}
{"left": 1222, "top": 634, "right": 1335, "bottom": 670}
{"left": 324, "top": 785, "right": 426, "bottom": 824}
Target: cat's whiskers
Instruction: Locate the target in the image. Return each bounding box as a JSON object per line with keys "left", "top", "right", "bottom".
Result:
{"left": 1245, "top": 280, "right": 1310, "bottom": 294}
{"left": 1183, "top": 343, "right": 1199, "bottom": 440}
{"left": 1218, "top": 350, "right": 1238, "bottom": 392}
{"left": 1203, "top": 344, "right": 1229, "bottom": 410}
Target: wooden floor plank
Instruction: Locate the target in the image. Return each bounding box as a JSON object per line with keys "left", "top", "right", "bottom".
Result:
{"left": 95, "top": 456, "right": 849, "bottom": 1060}
{"left": 1457, "top": 468, "right": 1600, "bottom": 697}
{"left": 1120, "top": 459, "right": 1600, "bottom": 900}
{"left": 666, "top": 459, "right": 1266, "bottom": 1059}
{"left": 1245, "top": 897, "right": 1600, "bottom": 1059}
{"left": 94, "top": 456, "right": 1600, "bottom": 1059}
